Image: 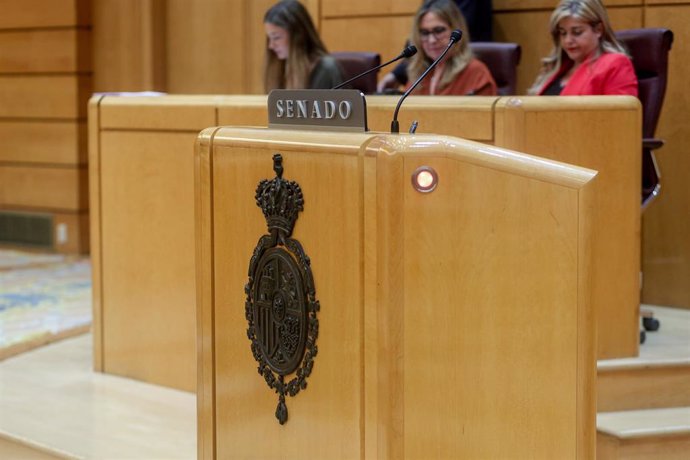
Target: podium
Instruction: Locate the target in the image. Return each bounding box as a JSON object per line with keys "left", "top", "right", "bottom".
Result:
{"left": 195, "top": 126, "right": 596, "bottom": 459}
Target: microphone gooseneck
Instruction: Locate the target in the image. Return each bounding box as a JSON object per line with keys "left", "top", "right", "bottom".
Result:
{"left": 390, "top": 29, "right": 462, "bottom": 134}
{"left": 332, "top": 45, "right": 418, "bottom": 90}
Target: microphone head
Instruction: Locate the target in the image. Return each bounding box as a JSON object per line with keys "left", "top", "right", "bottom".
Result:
{"left": 450, "top": 29, "right": 463, "bottom": 43}
{"left": 402, "top": 45, "right": 417, "bottom": 58}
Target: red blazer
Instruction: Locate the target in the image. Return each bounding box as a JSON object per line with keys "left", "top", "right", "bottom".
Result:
{"left": 540, "top": 52, "right": 638, "bottom": 96}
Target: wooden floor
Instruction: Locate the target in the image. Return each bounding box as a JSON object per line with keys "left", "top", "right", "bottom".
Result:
{"left": 0, "top": 333, "right": 196, "bottom": 459}
{"left": 0, "top": 305, "right": 687, "bottom": 458}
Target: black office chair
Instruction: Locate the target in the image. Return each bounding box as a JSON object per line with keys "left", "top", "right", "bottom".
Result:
{"left": 615, "top": 28, "right": 674, "bottom": 343}
{"left": 332, "top": 51, "right": 381, "bottom": 94}
{"left": 615, "top": 28, "right": 674, "bottom": 211}
{"left": 470, "top": 42, "right": 522, "bottom": 96}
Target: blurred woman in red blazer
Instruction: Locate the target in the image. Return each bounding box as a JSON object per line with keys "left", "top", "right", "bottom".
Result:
{"left": 529, "top": 0, "right": 637, "bottom": 96}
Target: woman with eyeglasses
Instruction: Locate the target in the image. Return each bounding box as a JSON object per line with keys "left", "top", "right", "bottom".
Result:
{"left": 405, "top": 0, "right": 497, "bottom": 95}
{"left": 263, "top": 0, "right": 343, "bottom": 92}
{"left": 529, "top": 0, "right": 637, "bottom": 96}
{"left": 377, "top": 0, "right": 493, "bottom": 93}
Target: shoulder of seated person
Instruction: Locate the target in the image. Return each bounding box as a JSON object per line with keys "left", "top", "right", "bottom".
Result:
{"left": 598, "top": 52, "right": 632, "bottom": 64}
{"left": 321, "top": 54, "right": 338, "bottom": 64}
{"left": 466, "top": 58, "right": 486, "bottom": 68}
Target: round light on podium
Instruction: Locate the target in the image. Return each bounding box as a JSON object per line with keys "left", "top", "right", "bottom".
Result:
{"left": 411, "top": 166, "right": 438, "bottom": 193}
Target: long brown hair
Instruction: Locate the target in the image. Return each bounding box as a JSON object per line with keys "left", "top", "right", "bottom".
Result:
{"left": 407, "top": 0, "right": 473, "bottom": 91}
{"left": 529, "top": 0, "right": 629, "bottom": 94}
{"left": 263, "top": 0, "right": 329, "bottom": 91}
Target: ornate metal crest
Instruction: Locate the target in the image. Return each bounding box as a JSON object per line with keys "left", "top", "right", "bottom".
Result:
{"left": 245, "top": 153, "right": 320, "bottom": 425}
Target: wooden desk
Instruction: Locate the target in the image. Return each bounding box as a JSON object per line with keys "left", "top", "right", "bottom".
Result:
{"left": 88, "top": 94, "right": 639, "bottom": 392}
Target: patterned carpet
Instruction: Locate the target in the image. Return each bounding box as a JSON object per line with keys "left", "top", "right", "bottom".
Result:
{"left": 0, "top": 249, "right": 91, "bottom": 361}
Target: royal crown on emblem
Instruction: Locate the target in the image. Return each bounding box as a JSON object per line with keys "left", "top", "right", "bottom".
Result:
{"left": 255, "top": 154, "right": 304, "bottom": 236}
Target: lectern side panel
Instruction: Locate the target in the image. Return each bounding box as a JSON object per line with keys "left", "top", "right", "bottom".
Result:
{"left": 400, "top": 156, "right": 582, "bottom": 458}
{"left": 211, "top": 143, "right": 363, "bottom": 459}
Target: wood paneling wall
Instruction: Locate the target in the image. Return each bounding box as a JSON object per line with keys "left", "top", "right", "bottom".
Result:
{"left": 92, "top": 0, "right": 166, "bottom": 92}
{"left": 0, "top": 0, "right": 91, "bottom": 253}
{"left": 18, "top": 0, "right": 681, "bottom": 289}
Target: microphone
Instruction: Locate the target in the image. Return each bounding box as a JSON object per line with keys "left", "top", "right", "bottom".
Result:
{"left": 390, "top": 29, "right": 462, "bottom": 134}
{"left": 331, "top": 45, "right": 418, "bottom": 90}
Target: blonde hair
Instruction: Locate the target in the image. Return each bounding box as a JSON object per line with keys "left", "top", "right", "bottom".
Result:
{"left": 263, "top": 0, "right": 329, "bottom": 91}
{"left": 407, "top": 0, "right": 473, "bottom": 91}
{"left": 529, "top": 0, "right": 629, "bottom": 94}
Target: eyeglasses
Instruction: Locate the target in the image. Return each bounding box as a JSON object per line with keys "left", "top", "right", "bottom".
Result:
{"left": 419, "top": 26, "right": 449, "bottom": 41}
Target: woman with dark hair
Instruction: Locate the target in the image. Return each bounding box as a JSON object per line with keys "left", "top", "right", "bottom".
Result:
{"left": 405, "top": 0, "right": 496, "bottom": 95}
{"left": 263, "top": 0, "right": 343, "bottom": 91}
{"left": 529, "top": 0, "right": 637, "bottom": 95}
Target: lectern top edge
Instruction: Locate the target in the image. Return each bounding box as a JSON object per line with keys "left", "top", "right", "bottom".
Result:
{"left": 201, "top": 126, "right": 597, "bottom": 190}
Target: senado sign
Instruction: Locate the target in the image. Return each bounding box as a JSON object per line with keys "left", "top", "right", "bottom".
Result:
{"left": 268, "top": 89, "right": 367, "bottom": 132}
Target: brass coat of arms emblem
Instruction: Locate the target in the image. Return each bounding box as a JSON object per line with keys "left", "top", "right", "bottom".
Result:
{"left": 245, "top": 153, "right": 320, "bottom": 425}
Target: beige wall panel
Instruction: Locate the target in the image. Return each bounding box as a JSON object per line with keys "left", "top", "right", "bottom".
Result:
{"left": 321, "top": 0, "right": 419, "bottom": 17}
{"left": 99, "top": 130, "right": 196, "bottom": 392}
{"left": 0, "top": 0, "right": 90, "bottom": 29}
{"left": 98, "top": 96, "right": 216, "bottom": 131}
{"left": 494, "top": 10, "right": 552, "bottom": 95}
{"left": 494, "top": 0, "right": 556, "bottom": 9}
{"left": 0, "top": 29, "right": 91, "bottom": 73}
{"left": 495, "top": 96, "right": 641, "bottom": 359}
{"left": 93, "top": 0, "right": 165, "bottom": 92}
{"left": 0, "top": 75, "right": 91, "bottom": 119}
{"left": 166, "top": 0, "right": 245, "bottom": 94}
{"left": 642, "top": 5, "right": 690, "bottom": 308}
{"left": 211, "top": 142, "right": 365, "bottom": 459}
{"left": 607, "top": 6, "right": 644, "bottom": 31}
{"left": 0, "top": 121, "right": 86, "bottom": 165}
{"left": 322, "top": 16, "right": 414, "bottom": 65}
{"left": 0, "top": 165, "right": 87, "bottom": 211}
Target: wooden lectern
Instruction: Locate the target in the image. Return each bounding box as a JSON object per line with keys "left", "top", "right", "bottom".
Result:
{"left": 195, "top": 126, "right": 597, "bottom": 459}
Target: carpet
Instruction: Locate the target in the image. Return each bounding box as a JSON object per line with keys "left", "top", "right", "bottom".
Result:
{"left": 0, "top": 249, "right": 92, "bottom": 361}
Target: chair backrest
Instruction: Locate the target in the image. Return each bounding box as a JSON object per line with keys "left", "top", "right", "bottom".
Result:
{"left": 331, "top": 51, "right": 381, "bottom": 94}
{"left": 470, "top": 42, "right": 521, "bottom": 96}
{"left": 615, "top": 28, "right": 674, "bottom": 139}
{"left": 615, "top": 28, "right": 674, "bottom": 210}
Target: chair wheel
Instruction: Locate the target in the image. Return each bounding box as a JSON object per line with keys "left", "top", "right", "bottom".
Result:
{"left": 643, "top": 317, "right": 660, "bottom": 332}
{"left": 640, "top": 330, "right": 646, "bottom": 344}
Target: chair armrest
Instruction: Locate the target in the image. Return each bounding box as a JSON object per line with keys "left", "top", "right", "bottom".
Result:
{"left": 643, "top": 138, "right": 664, "bottom": 150}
